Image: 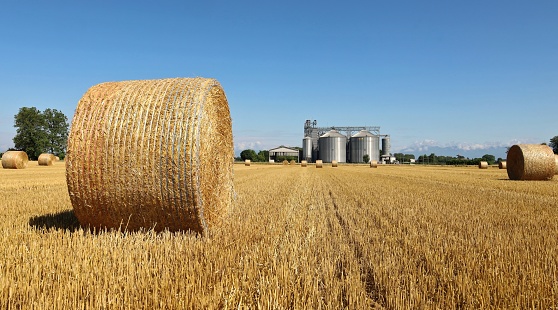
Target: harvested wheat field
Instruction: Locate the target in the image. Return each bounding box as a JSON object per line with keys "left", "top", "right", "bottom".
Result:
{"left": 1, "top": 163, "right": 558, "bottom": 308}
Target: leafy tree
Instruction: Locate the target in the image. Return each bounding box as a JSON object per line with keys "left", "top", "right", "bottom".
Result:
{"left": 43, "top": 108, "right": 69, "bottom": 158}
{"left": 13, "top": 107, "right": 48, "bottom": 160}
{"left": 257, "top": 150, "right": 269, "bottom": 162}
{"left": 240, "top": 149, "right": 258, "bottom": 161}
{"left": 363, "top": 154, "right": 370, "bottom": 163}
{"left": 481, "top": 154, "right": 496, "bottom": 165}
{"left": 550, "top": 136, "right": 558, "bottom": 154}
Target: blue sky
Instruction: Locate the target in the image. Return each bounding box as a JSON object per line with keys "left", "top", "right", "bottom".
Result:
{"left": 1, "top": 1, "right": 557, "bottom": 158}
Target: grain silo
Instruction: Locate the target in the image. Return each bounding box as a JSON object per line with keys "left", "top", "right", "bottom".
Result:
{"left": 302, "top": 136, "right": 313, "bottom": 162}
{"left": 349, "top": 130, "right": 379, "bottom": 163}
{"left": 381, "top": 136, "right": 391, "bottom": 157}
{"left": 319, "top": 130, "right": 346, "bottom": 163}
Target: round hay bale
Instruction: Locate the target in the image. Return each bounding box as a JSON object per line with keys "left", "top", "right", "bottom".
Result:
{"left": 1, "top": 151, "right": 29, "bottom": 169}
{"left": 498, "top": 161, "right": 506, "bottom": 169}
{"left": 301, "top": 160, "right": 308, "bottom": 167}
{"left": 38, "top": 153, "right": 56, "bottom": 166}
{"left": 55, "top": 156, "right": 60, "bottom": 161}
{"left": 244, "top": 159, "right": 251, "bottom": 166}
{"left": 506, "top": 144, "right": 555, "bottom": 180}
{"left": 332, "top": 160, "right": 338, "bottom": 167}
{"left": 289, "top": 159, "right": 296, "bottom": 165}
{"left": 65, "top": 77, "right": 234, "bottom": 235}
{"left": 370, "top": 160, "right": 378, "bottom": 168}
{"left": 315, "top": 159, "right": 323, "bottom": 168}
{"left": 478, "top": 161, "right": 488, "bottom": 169}
{"left": 282, "top": 160, "right": 288, "bottom": 165}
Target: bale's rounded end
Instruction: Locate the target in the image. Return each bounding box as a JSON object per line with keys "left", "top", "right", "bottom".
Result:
{"left": 507, "top": 144, "right": 555, "bottom": 180}
{"left": 1, "top": 151, "right": 29, "bottom": 169}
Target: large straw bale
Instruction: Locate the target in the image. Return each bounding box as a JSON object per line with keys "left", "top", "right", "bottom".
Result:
{"left": 1, "top": 151, "right": 29, "bottom": 169}
{"left": 316, "top": 160, "right": 323, "bottom": 168}
{"left": 301, "top": 160, "right": 307, "bottom": 167}
{"left": 38, "top": 153, "right": 56, "bottom": 166}
{"left": 65, "top": 77, "right": 234, "bottom": 235}
{"left": 506, "top": 144, "right": 555, "bottom": 180}
{"left": 478, "top": 161, "right": 488, "bottom": 169}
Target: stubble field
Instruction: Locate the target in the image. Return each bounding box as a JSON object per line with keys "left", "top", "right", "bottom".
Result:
{"left": 1, "top": 162, "right": 557, "bottom": 309}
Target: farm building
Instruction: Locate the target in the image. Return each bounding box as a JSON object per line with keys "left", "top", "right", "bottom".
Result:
{"left": 268, "top": 146, "right": 299, "bottom": 163}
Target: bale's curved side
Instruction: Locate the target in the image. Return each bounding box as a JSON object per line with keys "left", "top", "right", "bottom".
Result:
{"left": 506, "top": 144, "right": 555, "bottom": 180}
{"left": 316, "top": 160, "right": 323, "bottom": 168}
{"left": 478, "top": 161, "right": 488, "bottom": 169}
{"left": 370, "top": 160, "right": 378, "bottom": 168}
{"left": 498, "top": 161, "right": 506, "bottom": 169}
{"left": 301, "top": 160, "right": 307, "bottom": 167}
{"left": 38, "top": 153, "right": 56, "bottom": 166}
{"left": 65, "top": 78, "right": 234, "bottom": 235}
{"left": 555, "top": 155, "right": 558, "bottom": 175}
{"left": 1, "top": 151, "right": 29, "bottom": 169}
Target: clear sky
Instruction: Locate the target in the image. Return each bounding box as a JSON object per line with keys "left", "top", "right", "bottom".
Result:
{"left": 1, "top": 1, "right": 556, "bottom": 158}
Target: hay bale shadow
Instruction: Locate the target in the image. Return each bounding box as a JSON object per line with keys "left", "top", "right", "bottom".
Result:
{"left": 29, "top": 210, "right": 81, "bottom": 232}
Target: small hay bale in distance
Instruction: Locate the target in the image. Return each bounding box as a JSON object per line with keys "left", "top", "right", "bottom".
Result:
{"left": 1, "top": 151, "right": 29, "bottom": 169}
{"left": 301, "top": 160, "right": 308, "bottom": 167}
{"left": 65, "top": 78, "right": 234, "bottom": 235}
{"left": 332, "top": 160, "right": 338, "bottom": 167}
{"left": 506, "top": 144, "right": 556, "bottom": 180}
{"left": 289, "top": 159, "right": 296, "bottom": 165}
{"left": 282, "top": 160, "right": 288, "bottom": 165}
{"left": 38, "top": 153, "right": 56, "bottom": 166}
{"left": 498, "top": 161, "right": 507, "bottom": 169}
{"left": 370, "top": 160, "right": 378, "bottom": 168}
{"left": 315, "top": 160, "right": 323, "bottom": 168}
{"left": 244, "top": 159, "right": 251, "bottom": 166}
{"left": 478, "top": 161, "right": 488, "bottom": 169}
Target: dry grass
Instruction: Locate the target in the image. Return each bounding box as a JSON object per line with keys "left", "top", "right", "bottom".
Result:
{"left": 1, "top": 164, "right": 558, "bottom": 308}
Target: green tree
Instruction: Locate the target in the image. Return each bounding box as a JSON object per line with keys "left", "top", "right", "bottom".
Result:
{"left": 363, "top": 154, "right": 370, "bottom": 163}
{"left": 13, "top": 107, "right": 48, "bottom": 160}
{"left": 43, "top": 108, "right": 69, "bottom": 158}
{"left": 481, "top": 154, "right": 496, "bottom": 165}
{"left": 240, "top": 149, "right": 258, "bottom": 161}
{"left": 549, "top": 136, "right": 558, "bottom": 154}
{"left": 257, "top": 150, "right": 269, "bottom": 162}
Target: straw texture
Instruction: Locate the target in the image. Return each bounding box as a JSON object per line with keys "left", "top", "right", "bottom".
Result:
{"left": 316, "top": 160, "right": 323, "bottom": 168}
{"left": 478, "top": 161, "right": 488, "bottom": 169}
{"left": 1, "top": 151, "right": 29, "bottom": 169}
{"left": 370, "top": 160, "right": 378, "bottom": 168}
{"left": 498, "top": 161, "right": 507, "bottom": 169}
{"left": 38, "top": 153, "right": 56, "bottom": 166}
{"left": 506, "top": 144, "right": 555, "bottom": 181}
{"left": 301, "top": 160, "right": 307, "bottom": 167}
{"left": 65, "top": 78, "right": 234, "bottom": 235}
{"left": 555, "top": 155, "right": 558, "bottom": 175}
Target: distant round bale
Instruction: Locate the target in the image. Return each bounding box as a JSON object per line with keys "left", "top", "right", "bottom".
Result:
{"left": 478, "top": 161, "right": 488, "bottom": 169}
{"left": 244, "top": 159, "right": 251, "bottom": 166}
{"left": 301, "top": 160, "right": 308, "bottom": 167}
{"left": 332, "top": 160, "right": 338, "bottom": 167}
{"left": 316, "top": 160, "right": 323, "bottom": 168}
{"left": 38, "top": 153, "right": 56, "bottom": 166}
{"left": 1, "top": 151, "right": 29, "bottom": 169}
{"left": 282, "top": 160, "right": 288, "bottom": 165}
{"left": 289, "top": 159, "right": 296, "bottom": 165}
{"left": 370, "top": 160, "right": 378, "bottom": 168}
{"left": 506, "top": 144, "right": 555, "bottom": 180}
{"left": 65, "top": 78, "right": 234, "bottom": 235}
{"left": 498, "top": 161, "right": 506, "bottom": 169}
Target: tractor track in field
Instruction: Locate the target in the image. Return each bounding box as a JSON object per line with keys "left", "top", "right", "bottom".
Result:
{"left": 329, "top": 189, "right": 386, "bottom": 308}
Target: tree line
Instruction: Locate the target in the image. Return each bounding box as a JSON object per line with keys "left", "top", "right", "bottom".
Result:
{"left": 2, "top": 107, "right": 69, "bottom": 160}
